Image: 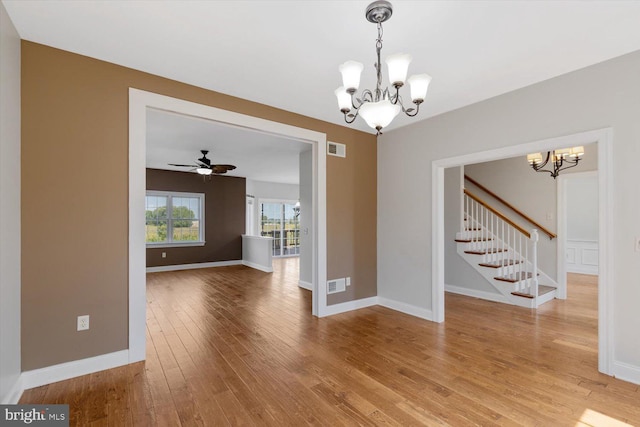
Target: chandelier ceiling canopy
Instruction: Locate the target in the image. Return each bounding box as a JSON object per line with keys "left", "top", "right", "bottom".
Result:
{"left": 335, "top": 1, "right": 432, "bottom": 135}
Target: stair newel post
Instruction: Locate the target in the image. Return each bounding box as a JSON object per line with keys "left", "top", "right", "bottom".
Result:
{"left": 531, "top": 229, "right": 539, "bottom": 300}
{"left": 461, "top": 185, "right": 465, "bottom": 237}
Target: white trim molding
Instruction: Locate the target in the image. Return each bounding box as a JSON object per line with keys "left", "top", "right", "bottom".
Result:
{"left": 322, "top": 297, "right": 378, "bottom": 317}
{"left": 432, "top": 127, "right": 614, "bottom": 377}
{"left": 21, "top": 350, "right": 129, "bottom": 391}
{"left": 445, "top": 284, "right": 509, "bottom": 304}
{"left": 146, "top": 260, "right": 242, "bottom": 273}
{"left": 1, "top": 377, "right": 23, "bottom": 404}
{"left": 612, "top": 361, "right": 640, "bottom": 386}
{"left": 242, "top": 260, "right": 273, "bottom": 273}
{"left": 298, "top": 280, "right": 313, "bottom": 290}
{"left": 377, "top": 297, "right": 434, "bottom": 321}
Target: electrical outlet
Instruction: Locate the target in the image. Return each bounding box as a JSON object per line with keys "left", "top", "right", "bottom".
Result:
{"left": 346, "top": 277, "right": 351, "bottom": 286}
{"left": 162, "top": 252, "right": 167, "bottom": 258}
{"left": 636, "top": 237, "right": 640, "bottom": 252}
{"left": 77, "top": 315, "right": 90, "bottom": 331}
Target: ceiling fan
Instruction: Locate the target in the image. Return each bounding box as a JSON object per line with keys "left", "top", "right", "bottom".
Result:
{"left": 168, "top": 150, "right": 236, "bottom": 176}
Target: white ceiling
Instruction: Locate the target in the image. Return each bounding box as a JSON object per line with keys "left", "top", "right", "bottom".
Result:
{"left": 146, "top": 109, "right": 311, "bottom": 184}
{"left": 4, "top": 0, "right": 640, "bottom": 180}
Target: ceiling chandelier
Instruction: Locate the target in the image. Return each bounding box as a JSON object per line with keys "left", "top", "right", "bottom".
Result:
{"left": 527, "top": 147, "right": 584, "bottom": 179}
{"left": 335, "top": 1, "right": 432, "bottom": 135}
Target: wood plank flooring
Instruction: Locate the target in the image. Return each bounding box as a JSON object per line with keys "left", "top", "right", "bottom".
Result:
{"left": 20, "top": 261, "right": 640, "bottom": 426}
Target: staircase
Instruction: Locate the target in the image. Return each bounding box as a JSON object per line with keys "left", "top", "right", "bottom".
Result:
{"left": 454, "top": 190, "right": 558, "bottom": 308}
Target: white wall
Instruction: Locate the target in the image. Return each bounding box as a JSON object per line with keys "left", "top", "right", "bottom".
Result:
{"left": 378, "top": 50, "right": 640, "bottom": 376}
{"left": 0, "top": 1, "right": 22, "bottom": 403}
{"left": 299, "top": 150, "right": 313, "bottom": 286}
{"left": 566, "top": 173, "right": 599, "bottom": 241}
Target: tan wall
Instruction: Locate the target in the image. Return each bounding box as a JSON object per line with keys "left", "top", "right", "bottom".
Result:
{"left": 146, "top": 169, "right": 245, "bottom": 267}
{"left": 21, "top": 41, "right": 377, "bottom": 370}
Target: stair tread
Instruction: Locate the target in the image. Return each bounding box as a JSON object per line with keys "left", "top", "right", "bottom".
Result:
{"left": 479, "top": 260, "right": 522, "bottom": 268}
{"left": 494, "top": 272, "right": 538, "bottom": 283}
{"left": 456, "top": 237, "right": 493, "bottom": 242}
{"left": 464, "top": 248, "right": 507, "bottom": 255}
{"left": 511, "top": 285, "right": 557, "bottom": 298}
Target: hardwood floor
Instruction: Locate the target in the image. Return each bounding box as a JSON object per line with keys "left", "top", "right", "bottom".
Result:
{"left": 20, "top": 263, "right": 640, "bottom": 426}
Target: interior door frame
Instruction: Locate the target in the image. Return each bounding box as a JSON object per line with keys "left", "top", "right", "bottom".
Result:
{"left": 556, "top": 170, "right": 599, "bottom": 299}
{"left": 432, "top": 128, "right": 614, "bottom": 376}
{"left": 128, "top": 89, "right": 328, "bottom": 363}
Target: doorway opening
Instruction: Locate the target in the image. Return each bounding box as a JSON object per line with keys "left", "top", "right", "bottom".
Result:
{"left": 129, "top": 89, "right": 328, "bottom": 364}
{"left": 432, "top": 128, "right": 613, "bottom": 376}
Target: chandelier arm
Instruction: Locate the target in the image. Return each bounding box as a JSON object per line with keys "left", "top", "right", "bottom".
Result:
{"left": 361, "top": 89, "right": 374, "bottom": 103}
{"left": 403, "top": 101, "right": 421, "bottom": 117}
{"left": 342, "top": 110, "right": 359, "bottom": 124}
{"left": 557, "top": 159, "right": 581, "bottom": 174}
{"left": 532, "top": 151, "right": 552, "bottom": 172}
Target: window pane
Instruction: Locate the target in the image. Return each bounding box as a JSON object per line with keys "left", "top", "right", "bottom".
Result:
{"left": 172, "top": 219, "right": 200, "bottom": 242}
{"left": 171, "top": 197, "right": 200, "bottom": 241}
{"left": 146, "top": 220, "right": 168, "bottom": 243}
{"left": 145, "top": 196, "right": 167, "bottom": 243}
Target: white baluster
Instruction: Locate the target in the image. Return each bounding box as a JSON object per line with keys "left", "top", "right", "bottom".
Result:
{"left": 531, "top": 229, "right": 539, "bottom": 302}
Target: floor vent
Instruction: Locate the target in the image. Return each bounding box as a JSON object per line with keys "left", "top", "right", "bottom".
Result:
{"left": 327, "top": 278, "right": 346, "bottom": 294}
{"left": 327, "top": 141, "right": 346, "bottom": 158}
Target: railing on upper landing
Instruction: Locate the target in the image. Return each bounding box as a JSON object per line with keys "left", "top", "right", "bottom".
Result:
{"left": 462, "top": 189, "right": 539, "bottom": 298}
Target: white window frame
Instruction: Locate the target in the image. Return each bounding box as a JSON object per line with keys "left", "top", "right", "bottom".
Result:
{"left": 145, "top": 190, "right": 205, "bottom": 248}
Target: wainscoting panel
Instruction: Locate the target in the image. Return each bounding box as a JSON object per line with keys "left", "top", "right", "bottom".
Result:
{"left": 566, "top": 240, "right": 598, "bottom": 275}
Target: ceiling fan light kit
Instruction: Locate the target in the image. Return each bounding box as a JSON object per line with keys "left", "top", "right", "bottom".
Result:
{"left": 335, "top": 0, "right": 432, "bottom": 134}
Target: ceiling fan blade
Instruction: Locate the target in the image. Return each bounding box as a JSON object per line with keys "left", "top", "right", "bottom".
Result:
{"left": 212, "top": 164, "right": 237, "bottom": 171}
{"left": 168, "top": 163, "right": 199, "bottom": 167}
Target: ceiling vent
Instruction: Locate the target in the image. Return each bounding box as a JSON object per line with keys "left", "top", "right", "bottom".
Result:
{"left": 327, "top": 141, "right": 346, "bottom": 158}
{"left": 327, "top": 278, "right": 346, "bottom": 294}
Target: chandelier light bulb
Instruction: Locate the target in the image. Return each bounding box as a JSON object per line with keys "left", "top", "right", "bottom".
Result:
{"left": 335, "top": 87, "right": 352, "bottom": 112}
{"left": 358, "top": 99, "right": 401, "bottom": 131}
{"left": 527, "top": 153, "right": 543, "bottom": 165}
{"left": 339, "top": 61, "right": 364, "bottom": 93}
{"left": 386, "top": 53, "right": 412, "bottom": 87}
{"left": 570, "top": 146, "right": 584, "bottom": 158}
{"left": 407, "top": 74, "right": 432, "bottom": 103}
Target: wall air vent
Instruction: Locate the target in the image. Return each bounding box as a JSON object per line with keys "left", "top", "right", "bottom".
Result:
{"left": 327, "top": 278, "right": 346, "bottom": 294}
{"left": 327, "top": 141, "right": 346, "bottom": 158}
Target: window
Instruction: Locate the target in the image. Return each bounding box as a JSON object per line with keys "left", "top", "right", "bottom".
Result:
{"left": 145, "top": 191, "right": 205, "bottom": 247}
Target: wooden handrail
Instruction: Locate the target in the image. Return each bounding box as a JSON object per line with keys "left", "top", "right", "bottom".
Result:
{"left": 464, "top": 175, "right": 557, "bottom": 240}
{"left": 464, "top": 189, "right": 531, "bottom": 239}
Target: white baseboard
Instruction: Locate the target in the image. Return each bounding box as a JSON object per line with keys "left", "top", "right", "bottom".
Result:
{"left": 377, "top": 297, "right": 433, "bottom": 321}
{"left": 566, "top": 265, "right": 599, "bottom": 275}
{"left": 298, "top": 280, "right": 312, "bottom": 290}
{"left": 321, "top": 296, "right": 378, "bottom": 317}
{"left": 21, "top": 350, "right": 129, "bottom": 390}
{"left": 146, "top": 260, "right": 242, "bottom": 273}
{"left": 1, "top": 375, "right": 23, "bottom": 404}
{"left": 612, "top": 360, "right": 640, "bottom": 386}
{"left": 242, "top": 260, "right": 273, "bottom": 273}
{"left": 445, "top": 283, "right": 509, "bottom": 304}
